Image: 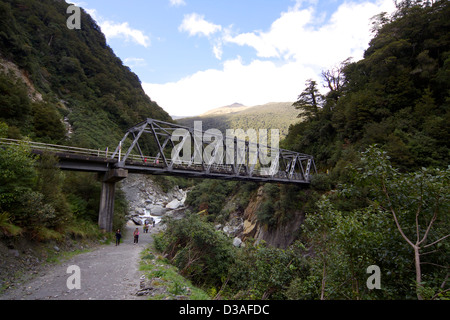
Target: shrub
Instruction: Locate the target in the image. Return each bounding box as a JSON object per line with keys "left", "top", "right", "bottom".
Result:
{"left": 156, "top": 213, "right": 236, "bottom": 289}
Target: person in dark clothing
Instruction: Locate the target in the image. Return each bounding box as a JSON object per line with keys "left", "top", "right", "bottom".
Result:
{"left": 115, "top": 229, "right": 122, "bottom": 246}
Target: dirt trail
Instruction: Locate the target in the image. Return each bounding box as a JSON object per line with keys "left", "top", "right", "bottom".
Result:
{"left": 0, "top": 221, "right": 155, "bottom": 300}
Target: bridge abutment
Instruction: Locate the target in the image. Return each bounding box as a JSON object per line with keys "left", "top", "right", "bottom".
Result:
{"left": 98, "top": 169, "right": 128, "bottom": 232}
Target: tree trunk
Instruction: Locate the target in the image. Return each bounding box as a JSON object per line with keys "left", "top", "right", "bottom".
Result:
{"left": 320, "top": 261, "right": 326, "bottom": 300}
{"left": 414, "top": 245, "right": 423, "bottom": 300}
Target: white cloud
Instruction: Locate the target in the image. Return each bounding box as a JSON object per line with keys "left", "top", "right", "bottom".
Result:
{"left": 75, "top": 3, "right": 150, "bottom": 48}
{"left": 224, "top": 8, "right": 315, "bottom": 59}
{"left": 179, "top": 13, "right": 222, "bottom": 37}
{"left": 212, "top": 40, "right": 223, "bottom": 60}
{"left": 143, "top": 57, "right": 317, "bottom": 116}
{"left": 124, "top": 57, "right": 147, "bottom": 67}
{"left": 100, "top": 21, "right": 150, "bottom": 47}
{"left": 224, "top": 0, "right": 395, "bottom": 68}
{"left": 145, "top": 0, "right": 397, "bottom": 116}
{"left": 169, "top": 0, "right": 186, "bottom": 7}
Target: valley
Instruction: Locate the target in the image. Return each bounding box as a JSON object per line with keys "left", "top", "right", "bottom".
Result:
{"left": 0, "top": 0, "right": 448, "bottom": 302}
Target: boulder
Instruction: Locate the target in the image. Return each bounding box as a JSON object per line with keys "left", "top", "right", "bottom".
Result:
{"left": 165, "top": 199, "right": 182, "bottom": 210}
{"left": 148, "top": 205, "right": 166, "bottom": 216}
{"left": 131, "top": 216, "right": 142, "bottom": 225}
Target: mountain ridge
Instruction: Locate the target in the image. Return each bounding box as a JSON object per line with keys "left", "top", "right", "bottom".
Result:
{"left": 199, "top": 103, "right": 249, "bottom": 117}
{"left": 176, "top": 102, "right": 301, "bottom": 138}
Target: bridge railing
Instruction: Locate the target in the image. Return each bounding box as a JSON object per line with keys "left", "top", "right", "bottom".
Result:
{"left": 0, "top": 138, "right": 114, "bottom": 158}
{"left": 0, "top": 138, "right": 209, "bottom": 168}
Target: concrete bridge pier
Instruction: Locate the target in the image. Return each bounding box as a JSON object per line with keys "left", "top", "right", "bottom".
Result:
{"left": 98, "top": 169, "right": 128, "bottom": 232}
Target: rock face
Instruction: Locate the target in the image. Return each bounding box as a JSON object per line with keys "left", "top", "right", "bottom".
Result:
{"left": 120, "top": 174, "right": 187, "bottom": 224}
{"left": 216, "top": 185, "right": 305, "bottom": 249}
{"left": 240, "top": 186, "right": 305, "bottom": 248}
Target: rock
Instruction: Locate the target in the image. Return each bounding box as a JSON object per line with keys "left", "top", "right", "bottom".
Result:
{"left": 53, "top": 246, "right": 60, "bottom": 252}
{"left": 243, "top": 219, "right": 256, "bottom": 236}
{"left": 165, "top": 199, "right": 182, "bottom": 209}
{"left": 9, "top": 249, "right": 20, "bottom": 257}
{"left": 232, "top": 237, "right": 242, "bottom": 247}
{"left": 222, "top": 217, "right": 244, "bottom": 237}
{"left": 131, "top": 216, "right": 142, "bottom": 225}
{"left": 148, "top": 205, "right": 166, "bottom": 216}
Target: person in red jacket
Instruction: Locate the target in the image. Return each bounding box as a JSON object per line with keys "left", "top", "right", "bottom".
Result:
{"left": 133, "top": 228, "right": 139, "bottom": 244}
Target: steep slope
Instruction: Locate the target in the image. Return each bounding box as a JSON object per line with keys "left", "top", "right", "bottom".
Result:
{"left": 0, "top": 0, "right": 171, "bottom": 148}
{"left": 0, "top": 0, "right": 173, "bottom": 246}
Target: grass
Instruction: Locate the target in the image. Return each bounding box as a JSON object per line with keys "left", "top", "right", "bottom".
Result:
{"left": 0, "top": 212, "right": 23, "bottom": 236}
{"left": 63, "top": 220, "right": 108, "bottom": 240}
{"left": 0, "top": 214, "right": 108, "bottom": 242}
{"left": 45, "top": 246, "right": 93, "bottom": 264}
{"left": 139, "top": 247, "right": 210, "bottom": 300}
{"left": 34, "top": 227, "right": 64, "bottom": 242}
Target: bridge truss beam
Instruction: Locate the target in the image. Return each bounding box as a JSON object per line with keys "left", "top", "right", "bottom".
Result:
{"left": 111, "top": 118, "right": 316, "bottom": 184}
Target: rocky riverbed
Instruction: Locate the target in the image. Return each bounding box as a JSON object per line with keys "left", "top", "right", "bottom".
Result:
{"left": 120, "top": 174, "right": 187, "bottom": 226}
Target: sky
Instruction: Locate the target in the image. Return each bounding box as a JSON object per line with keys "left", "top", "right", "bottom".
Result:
{"left": 72, "top": 0, "right": 397, "bottom": 117}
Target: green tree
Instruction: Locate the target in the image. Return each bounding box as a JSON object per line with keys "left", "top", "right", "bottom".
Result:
{"left": 31, "top": 102, "right": 66, "bottom": 143}
{"left": 0, "top": 72, "right": 31, "bottom": 128}
{"left": 0, "top": 137, "right": 37, "bottom": 213}
{"left": 300, "top": 196, "right": 396, "bottom": 300}
{"left": 353, "top": 146, "right": 449, "bottom": 299}
{"left": 293, "top": 79, "right": 323, "bottom": 120}
{"left": 35, "top": 152, "right": 71, "bottom": 228}
{"left": 297, "top": 146, "right": 448, "bottom": 300}
{"left": 321, "top": 58, "right": 351, "bottom": 111}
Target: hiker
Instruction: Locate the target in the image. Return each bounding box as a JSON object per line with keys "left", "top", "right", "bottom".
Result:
{"left": 115, "top": 229, "right": 122, "bottom": 246}
{"left": 133, "top": 228, "right": 139, "bottom": 244}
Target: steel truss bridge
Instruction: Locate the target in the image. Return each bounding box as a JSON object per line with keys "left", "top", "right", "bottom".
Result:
{"left": 113, "top": 118, "right": 316, "bottom": 184}
{"left": 0, "top": 118, "right": 316, "bottom": 184}
{"left": 0, "top": 118, "right": 316, "bottom": 231}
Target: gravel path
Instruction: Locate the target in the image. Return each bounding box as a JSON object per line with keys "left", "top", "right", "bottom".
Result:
{"left": 0, "top": 221, "right": 155, "bottom": 300}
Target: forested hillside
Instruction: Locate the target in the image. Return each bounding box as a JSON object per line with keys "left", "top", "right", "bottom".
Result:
{"left": 0, "top": 0, "right": 170, "bottom": 242}
{"left": 283, "top": 0, "right": 449, "bottom": 171}
{"left": 177, "top": 102, "right": 300, "bottom": 139}
{"left": 0, "top": 0, "right": 170, "bottom": 148}
{"left": 159, "top": 0, "right": 449, "bottom": 300}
